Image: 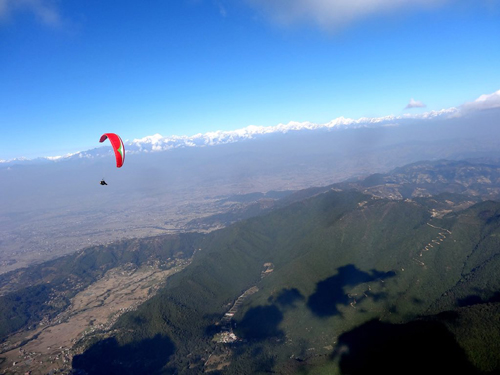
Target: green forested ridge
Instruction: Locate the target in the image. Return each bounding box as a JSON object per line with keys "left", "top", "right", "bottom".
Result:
{"left": 103, "top": 191, "right": 369, "bottom": 367}
{"left": 427, "top": 201, "right": 500, "bottom": 313}
{"left": 0, "top": 284, "right": 59, "bottom": 341}
{"left": 72, "top": 189, "right": 500, "bottom": 374}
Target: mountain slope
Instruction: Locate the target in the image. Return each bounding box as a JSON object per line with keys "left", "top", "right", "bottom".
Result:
{"left": 71, "top": 188, "right": 500, "bottom": 374}
{"left": 4, "top": 159, "right": 500, "bottom": 374}
{"left": 0, "top": 233, "right": 203, "bottom": 341}
{"left": 3, "top": 109, "right": 500, "bottom": 275}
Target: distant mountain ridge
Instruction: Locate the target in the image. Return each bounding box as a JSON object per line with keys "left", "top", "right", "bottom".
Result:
{"left": 0, "top": 107, "right": 458, "bottom": 165}
{"left": 4, "top": 87, "right": 500, "bottom": 164}
{"left": 340, "top": 159, "right": 500, "bottom": 200}
{"left": 186, "top": 159, "right": 500, "bottom": 230}
{"left": 128, "top": 108, "right": 457, "bottom": 152}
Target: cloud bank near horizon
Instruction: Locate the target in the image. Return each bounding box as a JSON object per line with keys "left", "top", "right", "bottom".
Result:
{"left": 461, "top": 90, "right": 500, "bottom": 111}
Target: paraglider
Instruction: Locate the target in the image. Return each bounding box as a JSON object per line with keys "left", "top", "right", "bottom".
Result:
{"left": 99, "top": 133, "right": 125, "bottom": 185}
{"left": 100, "top": 133, "right": 125, "bottom": 168}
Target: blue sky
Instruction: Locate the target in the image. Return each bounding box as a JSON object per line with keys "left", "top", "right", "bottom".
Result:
{"left": 1, "top": 0, "right": 499, "bottom": 160}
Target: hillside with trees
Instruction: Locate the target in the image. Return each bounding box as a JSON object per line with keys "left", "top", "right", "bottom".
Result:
{"left": 73, "top": 189, "right": 500, "bottom": 374}
{"left": 2, "top": 159, "right": 500, "bottom": 374}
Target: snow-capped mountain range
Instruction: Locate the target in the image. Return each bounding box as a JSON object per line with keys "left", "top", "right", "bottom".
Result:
{"left": 0, "top": 107, "right": 459, "bottom": 165}
{"left": 130, "top": 108, "right": 458, "bottom": 153}
{"left": 2, "top": 88, "right": 500, "bottom": 165}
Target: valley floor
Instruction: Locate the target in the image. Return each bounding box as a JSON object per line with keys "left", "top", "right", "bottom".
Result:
{"left": 0, "top": 260, "right": 190, "bottom": 375}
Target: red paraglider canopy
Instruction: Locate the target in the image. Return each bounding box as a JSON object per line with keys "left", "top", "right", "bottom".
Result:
{"left": 100, "top": 133, "right": 125, "bottom": 168}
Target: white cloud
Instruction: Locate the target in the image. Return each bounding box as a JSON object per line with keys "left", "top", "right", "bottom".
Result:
{"left": 461, "top": 90, "right": 500, "bottom": 111}
{"left": 245, "top": 0, "right": 447, "bottom": 30}
{"left": 0, "top": 0, "right": 61, "bottom": 27}
{"left": 405, "top": 98, "right": 426, "bottom": 109}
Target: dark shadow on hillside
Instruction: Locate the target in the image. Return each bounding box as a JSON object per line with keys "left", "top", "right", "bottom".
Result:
{"left": 203, "top": 313, "right": 225, "bottom": 338}
{"left": 307, "top": 265, "right": 395, "bottom": 317}
{"left": 236, "top": 305, "right": 284, "bottom": 340}
{"left": 332, "top": 319, "right": 482, "bottom": 375}
{"left": 205, "top": 323, "right": 223, "bottom": 338}
{"left": 459, "top": 291, "right": 500, "bottom": 307}
{"left": 268, "top": 288, "right": 305, "bottom": 309}
{"left": 72, "top": 334, "right": 175, "bottom": 375}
